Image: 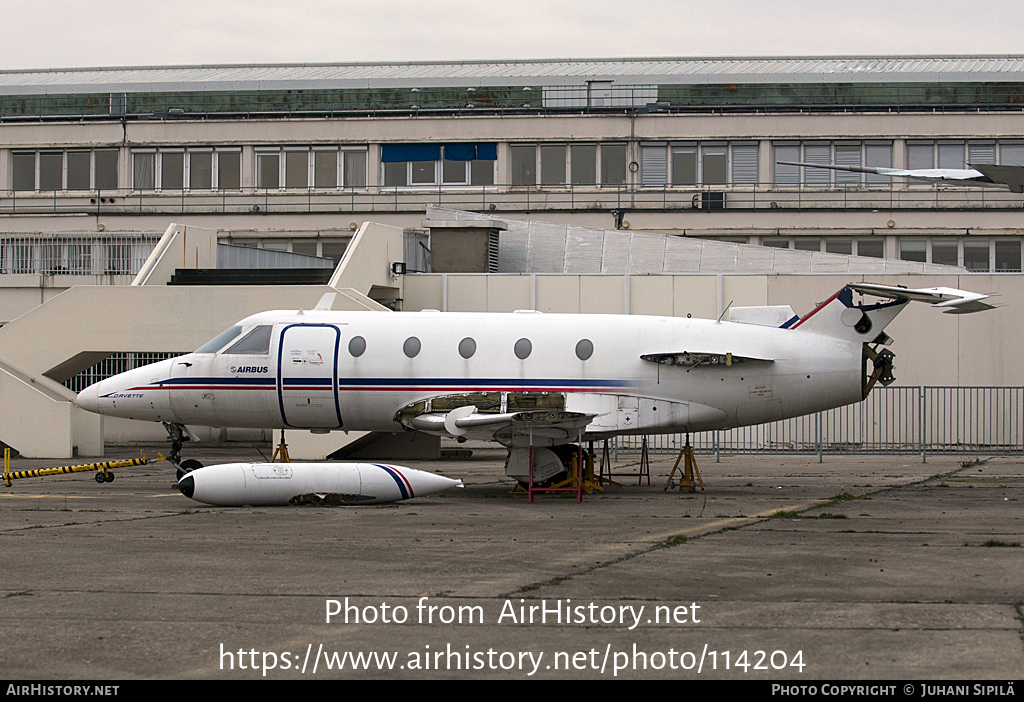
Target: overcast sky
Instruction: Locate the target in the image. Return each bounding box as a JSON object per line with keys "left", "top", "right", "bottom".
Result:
{"left": 4, "top": 0, "right": 1022, "bottom": 70}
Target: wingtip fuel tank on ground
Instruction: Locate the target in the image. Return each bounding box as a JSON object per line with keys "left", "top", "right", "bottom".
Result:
{"left": 176, "top": 462, "right": 464, "bottom": 506}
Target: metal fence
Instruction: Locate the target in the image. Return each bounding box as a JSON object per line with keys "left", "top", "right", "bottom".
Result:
{"left": 63, "top": 352, "right": 185, "bottom": 393}
{"left": 0, "top": 233, "right": 161, "bottom": 276}
{"left": 614, "top": 386, "right": 1024, "bottom": 462}
{"left": 3, "top": 182, "right": 1024, "bottom": 217}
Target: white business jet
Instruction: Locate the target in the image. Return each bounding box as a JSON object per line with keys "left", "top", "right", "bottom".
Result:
{"left": 76, "top": 283, "right": 994, "bottom": 484}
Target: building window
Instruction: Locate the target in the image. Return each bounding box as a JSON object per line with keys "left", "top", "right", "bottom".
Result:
{"left": 601, "top": 143, "right": 628, "bottom": 185}
{"left": 825, "top": 239, "right": 852, "bottom": 255}
{"left": 996, "top": 241, "right": 1022, "bottom": 271}
{"left": 511, "top": 145, "right": 536, "bottom": 186}
{"left": 963, "top": 241, "right": 990, "bottom": 271}
{"left": 793, "top": 238, "right": 821, "bottom": 252}
{"left": 11, "top": 152, "right": 36, "bottom": 191}
{"left": 161, "top": 150, "right": 184, "bottom": 190}
{"left": 905, "top": 140, "right": 1011, "bottom": 173}
{"left": 67, "top": 152, "right": 91, "bottom": 190}
{"left": 540, "top": 144, "right": 566, "bottom": 185}
{"left": 344, "top": 150, "right": 368, "bottom": 188}
{"left": 132, "top": 151, "right": 156, "bottom": 189}
{"left": 895, "top": 237, "right": 1021, "bottom": 272}
{"left": 1000, "top": 141, "right": 1024, "bottom": 166}
{"left": 314, "top": 149, "right": 337, "bottom": 188}
{"left": 856, "top": 239, "right": 884, "bottom": 258}
{"left": 253, "top": 146, "right": 365, "bottom": 190}
{"left": 899, "top": 240, "right": 927, "bottom": 263}
{"left": 285, "top": 148, "right": 309, "bottom": 188}
{"left": 189, "top": 150, "right": 213, "bottom": 189}
{"left": 762, "top": 237, "right": 884, "bottom": 258}
{"left": 382, "top": 143, "right": 496, "bottom": 187}
{"left": 643, "top": 142, "right": 758, "bottom": 186}
{"left": 217, "top": 149, "right": 241, "bottom": 190}
{"left": 512, "top": 143, "right": 627, "bottom": 187}
{"left": 256, "top": 148, "right": 280, "bottom": 189}
{"left": 864, "top": 142, "right": 893, "bottom": 185}
{"left": 772, "top": 141, "right": 892, "bottom": 187}
{"left": 13, "top": 149, "right": 119, "bottom": 191}
{"left": 133, "top": 147, "right": 239, "bottom": 191}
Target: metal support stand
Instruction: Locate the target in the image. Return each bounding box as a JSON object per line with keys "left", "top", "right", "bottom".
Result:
{"left": 597, "top": 438, "right": 623, "bottom": 487}
{"left": 526, "top": 430, "right": 588, "bottom": 503}
{"left": 604, "top": 435, "right": 650, "bottom": 485}
{"left": 663, "top": 436, "right": 705, "bottom": 494}
{"left": 271, "top": 429, "right": 291, "bottom": 463}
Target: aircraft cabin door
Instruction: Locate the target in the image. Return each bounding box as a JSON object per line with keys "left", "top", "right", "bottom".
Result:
{"left": 277, "top": 324, "right": 342, "bottom": 429}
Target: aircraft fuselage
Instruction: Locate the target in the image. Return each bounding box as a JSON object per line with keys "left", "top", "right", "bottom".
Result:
{"left": 78, "top": 309, "right": 863, "bottom": 444}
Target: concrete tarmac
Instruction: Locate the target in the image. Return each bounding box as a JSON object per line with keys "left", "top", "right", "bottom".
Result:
{"left": 1, "top": 445, "right": 1022, "bottom": 680}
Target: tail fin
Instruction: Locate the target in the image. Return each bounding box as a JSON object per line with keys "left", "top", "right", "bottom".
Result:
{"left": 790, "top": 286, "right": 906, "bottom": 342}
{"left": 791, "top": 283, "right": 994, "bottom": 341}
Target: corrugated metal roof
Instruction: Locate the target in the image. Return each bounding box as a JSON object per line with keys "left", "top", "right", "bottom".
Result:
{"left": 2, "top": 56, "right": 1024, "bottom": 94}
{"left": 427, "top": 207, "right": 966, "bottom": 276}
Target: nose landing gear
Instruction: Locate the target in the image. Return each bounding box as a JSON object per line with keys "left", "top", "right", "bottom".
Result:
{"left": 162, "top": 422, "right": 203, "bottom": 479}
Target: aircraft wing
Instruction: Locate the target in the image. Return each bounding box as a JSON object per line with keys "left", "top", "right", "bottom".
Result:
{"left": 850, "top": 283, "right": 997, "bottom": 314}
{"left": 404, "top": 404, "right": 596, "bottom": 445}
{"left": 776, "top": 161, "right": 999, "bottom": 187}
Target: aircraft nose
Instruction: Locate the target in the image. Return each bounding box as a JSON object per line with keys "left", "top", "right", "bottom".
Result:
{"left": 77, "top": 382, "right": 101, "bottom": 413}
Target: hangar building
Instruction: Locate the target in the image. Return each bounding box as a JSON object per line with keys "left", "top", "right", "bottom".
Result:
{"left": 0, "top": 56, "right": 1021, "bottom": 457}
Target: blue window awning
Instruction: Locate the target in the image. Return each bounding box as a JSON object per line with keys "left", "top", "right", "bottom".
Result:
{"left": 382, "top": 143, "right": 497, "bottom": 162}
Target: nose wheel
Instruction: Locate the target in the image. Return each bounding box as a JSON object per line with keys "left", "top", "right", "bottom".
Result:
{"left": 162, "top": 422, "right": 203, "bottom": 479}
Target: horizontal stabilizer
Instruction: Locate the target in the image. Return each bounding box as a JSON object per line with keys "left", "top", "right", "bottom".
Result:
{"left": 849, "top": 284, "right": 997, "bottom": 314}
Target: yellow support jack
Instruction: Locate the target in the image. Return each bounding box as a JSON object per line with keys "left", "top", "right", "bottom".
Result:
{"left": 270, "top": 430, "right": 290, "bottom": 463}
{"left": 663, "top": 437, "right": 705, "bottom": 494}
{"left": 549, "top": 451, "right": 603, "bottom": 494}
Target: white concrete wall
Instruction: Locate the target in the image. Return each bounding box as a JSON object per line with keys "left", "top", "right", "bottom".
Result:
{"left": 132, "top": 223, "right": 217, "bottom": 286}
{"left": 403, "top": 272, "right": 1024, "bottom": 388}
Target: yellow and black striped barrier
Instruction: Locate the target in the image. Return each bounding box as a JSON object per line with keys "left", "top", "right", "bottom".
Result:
{"left": 2, "top": 449, "right": 159, "bottom": 487}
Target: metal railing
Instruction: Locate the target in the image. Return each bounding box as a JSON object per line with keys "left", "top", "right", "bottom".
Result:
{"left": 0, "top": 233, "right": 161, "bottom": 276}
{"left": 2, "top": 83, "right": 1023, "bottom": 122}
{"left": 2, "top": 182, "right": 1024, "bottom": 217}
{"left": 614, "top": 386, "right": 1024, "bottom": 461}
{"left": 62, "top": 352, "right": 185, "bottom": 392}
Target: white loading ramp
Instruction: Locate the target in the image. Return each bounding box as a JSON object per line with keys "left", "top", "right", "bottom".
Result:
{"left": 0, "top": 222, "right": 401, "bottom": 458}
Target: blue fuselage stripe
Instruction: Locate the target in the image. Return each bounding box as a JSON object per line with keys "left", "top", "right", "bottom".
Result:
{"left": 127, "top": 377, "right": 630, "bottom": 392}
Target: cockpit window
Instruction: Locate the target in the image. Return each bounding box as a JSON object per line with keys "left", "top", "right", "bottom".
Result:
{"left": 223, "top": 325, "right": 273, "bottom": 355}
{"left": 195, "top": 326, "right": 242, "bottom": 353}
